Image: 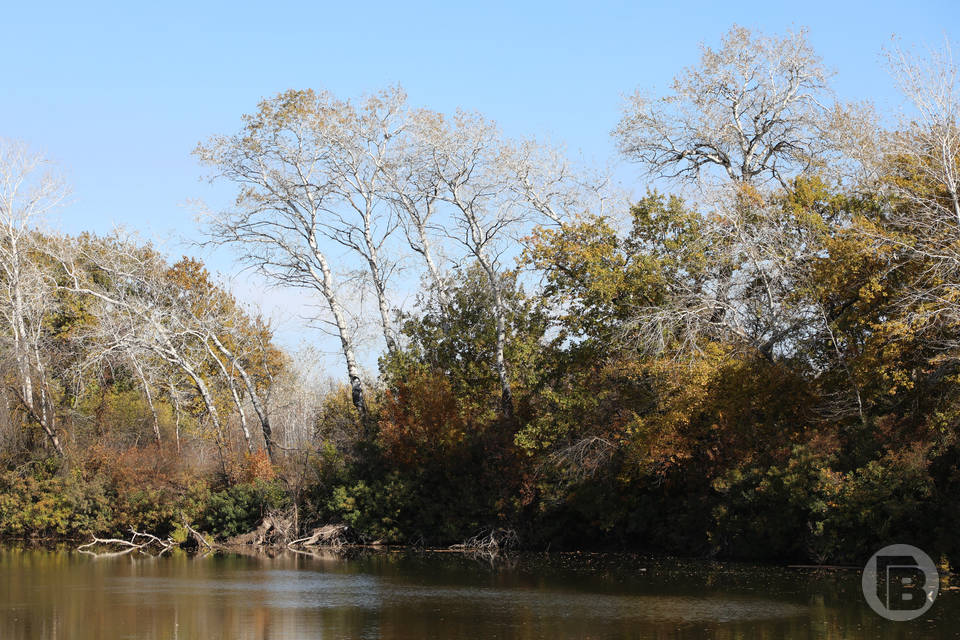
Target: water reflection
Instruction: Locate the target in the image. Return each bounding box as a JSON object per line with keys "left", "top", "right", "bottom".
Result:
{"left": 0, "top": 548, "right": 955, "bottom": 639}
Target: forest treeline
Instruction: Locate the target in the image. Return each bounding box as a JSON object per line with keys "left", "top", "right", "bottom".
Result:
{"left": 2, "top": 26, "right": 960, "bottom": 564}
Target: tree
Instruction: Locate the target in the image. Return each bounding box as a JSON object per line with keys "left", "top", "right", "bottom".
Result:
{"left": 613, "top": 25, "right": 837, "bottom": 187}
{"left": 869, "top": 39, "right": 960, "bottom": 366}
{"left": 166, "top": 257, "right": 281, "bottom": 461}
{"left": 0, "top": 140, "right": 69, "bottom": 455}
{"left": 58, "top": 235, "right": 235, "bottom": 463}
{"left": 195, "top": 89, "right": 376, "bottom": 424}
{"left": 383, "top": 109, "right": 452, "bottom": 306}
{"left": 411, "top": 111, "right": 533, "bottom": 419}
{"left": 884, "top": 38, "right": 960, "bottom": 225}
{"left": 409, "top": 109, "right": 608, "bottom": 419}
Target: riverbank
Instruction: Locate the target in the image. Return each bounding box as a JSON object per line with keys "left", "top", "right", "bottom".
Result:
{"left": 1, "top": 450, "right": 955, "bottom": 570}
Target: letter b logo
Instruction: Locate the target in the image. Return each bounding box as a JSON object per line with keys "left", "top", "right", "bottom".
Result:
{"left": 862, "top": 545, "right": 938, "bottom": 621}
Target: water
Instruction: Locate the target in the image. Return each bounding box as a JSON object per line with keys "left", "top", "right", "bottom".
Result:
{"left": 1, "top": 547, "right": 958, "bottom": 639}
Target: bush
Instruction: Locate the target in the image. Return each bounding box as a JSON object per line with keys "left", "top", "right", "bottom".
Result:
{"left": 327, "top": 474, "right": 408, "bottom": 543}
{"left": 818, "top": 447, "right": 934, "bottom": 564}
{"left": 710, "top": 446, "right": 840, "bottom": 562}
{"left": 0, "top": 461, "right": 113, "bottom": 538}
{"left": 201, "top": 479, "right": 290, "bottom": 539}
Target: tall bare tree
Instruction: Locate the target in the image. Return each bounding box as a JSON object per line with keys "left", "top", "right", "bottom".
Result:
{"left": 428, "top": 112, "right": 520, "bottom": 417}
{"left": 0, "top": 140, "right": 68, "bottom": 455}
{"left": 196, "top": 88, "right": 409, "bottom": 423}
{"left": 383, "top": 109, "right": 452, "bottom": 306}
{"left": 195, "top": 90, "right": 367, "bottom": 422}
{"left": 884, "top": 38, "right": 960, "bottom": 226}
{"left": 614, "top": 25, "right": 837, "bottom": 187}
{"left": 414, "top": 111, "right": 596, "bottom": 418}
{"left": 607, "top": 26, "right": 880, "bottom": 375}
{"left": 321, "top": 87, "right": 406, "bottom": 353}
{"left": 866, "top": 38, "right": 960, "bottom": 357}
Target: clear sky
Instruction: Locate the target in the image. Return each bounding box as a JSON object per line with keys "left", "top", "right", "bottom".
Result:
{"left": 2, "top": 0, "right": 956, "bottom": 369}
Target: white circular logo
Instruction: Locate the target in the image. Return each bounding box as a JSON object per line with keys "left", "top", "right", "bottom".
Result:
{"left": 861, "top": 544, "right": 939, "bottom": 621}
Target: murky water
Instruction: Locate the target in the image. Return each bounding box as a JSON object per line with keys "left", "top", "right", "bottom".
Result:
{"left": 0, "top": 547, "right": 957, "bottom": 639}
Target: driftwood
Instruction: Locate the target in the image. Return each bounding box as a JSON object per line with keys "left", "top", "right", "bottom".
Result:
{"left": 288, "top": 524, "right": 352, "bottom": 550}
{"left": 449, "top": 528, "right": 519, "bottom": 559}
{"left": 182, "top": 518, "right": 213, "bottom": 550}
{"left": 78, "top": 527, "right": 177, "bottom": 557}
{"left": 77, "top": 513, "right": 357, "bottom": 556}
{"left": 225, "top": 510, "right": 296, "bottom": 546}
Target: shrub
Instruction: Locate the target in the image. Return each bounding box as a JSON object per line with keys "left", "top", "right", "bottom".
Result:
{"left": 710, "top": 446, "right": 840, "bottom": 561}
{"left": 201, "top": 479, "right": 290, "bottom": 539}
{"left": 818, "top": 447, "right": 934, "bottom": 563}
{"left": 0, "top": 462, "right": 113, "bottom": 538}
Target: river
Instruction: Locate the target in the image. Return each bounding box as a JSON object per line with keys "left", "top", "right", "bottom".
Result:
{"left": 0, "top": 547, "right": 957, "bottom": 638}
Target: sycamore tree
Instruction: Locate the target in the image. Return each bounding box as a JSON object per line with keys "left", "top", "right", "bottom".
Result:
{"left": 59, "top": 234, "right": 242, "bottom": 463}
{"left": 166, "top": 258, "right": 282, "bottom": 461}
{"left": 614, "top": 25, "right": 843, "bottom": 188}
{"left": 876, "top": 40, "right": 960, "bottom": 326}
{"left": 0, "top": 140, "right": 69, "bottom": 455}
{"left": 195, "top": 89, "right": 396, "bottom": 425}
{"left": 199, "top": 89, "right": 600, "bottom": 424}
{"left": 606, "top": 26, "right": 869, "bottom": 367}
{"left": 884, "top": 38, "right": 960, "bottom": 225}
{"left": 409, "top": 111, "right": 600, "bottom": 419}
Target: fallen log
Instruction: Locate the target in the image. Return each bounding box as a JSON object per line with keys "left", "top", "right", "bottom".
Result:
{"left": 182, "top": 518, "right": 213, "bottom": 550}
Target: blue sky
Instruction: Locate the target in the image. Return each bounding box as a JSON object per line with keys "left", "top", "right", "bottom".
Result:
{"left": 2, "top": 0, "right": 956, "bottom": 367}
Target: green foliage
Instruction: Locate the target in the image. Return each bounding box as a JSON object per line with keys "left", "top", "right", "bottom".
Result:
{"left": 200, "top": 480, "right": 290, "bottom": 540}
{"left": 817, "top": 448, "right": 935, "bottom": 563}
{"left": 382, "top": 262, "right": 550, "bottom": 420}
{"left": 327, "top": 475, "right": 407, "bottom": 543}
{"left": 0, "top": 462, "right": 112, "bottom": 538}
{"left": 525, "top": 193, "right": 700, "bottom": 350}
{"left": 711, "top": 447, "right": 839, "bottom": 561}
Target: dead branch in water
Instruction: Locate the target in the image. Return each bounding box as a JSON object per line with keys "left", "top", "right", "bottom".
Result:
{"left": 181, "top": 518, "right": 213, "bottom": 550}
{"left": 449, "top": 528, "right": 519, "bottom": 560}
{"left": 78, "top": 527, "right": 177, "bottom": 557}
{"left": 288, "top": 524, "right": 352, "bottom": 550}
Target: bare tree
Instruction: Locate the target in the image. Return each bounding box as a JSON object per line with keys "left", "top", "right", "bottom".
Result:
{"left": 499, "top": 137, "right": 616, "bottom": 225}
{"left": 190, "top": 300, "right": 278, "bottom": 461}
{"left": 128, "top": 347, "right": 164, "bottom": 447}
{"left": 414, "top": 111, "right": 597, "bottom": 417}
{"left": 862, "top": 38, "right": 960, "bottom": 359}
{"left": 609, "top": 27, "right": 863, "bottom": 365}
{"left": 884, "top": 38, "right": 960, "bottom": 226}
{"left": 420, "top": 112, "right": 526, "bottom": 417}
{"left": 383, "top": 109, "right": 452, "bottom": 305}
{"left": 614, "top": 25, "right": 837, "bottom": 187}
{"left": 0, "top": 140, "right": 68, "bottom": 455}
{"left": 203, "top": 337, "right": 254, "bottom": 453}
{"left": 199, "top": 88, "right": 607, "bottom": 423}
{"left": 320, "top": 87, "right": 406, "bottom": 353}
{"left": 57, "top": 235, "right": 234, "bottom": 459}
{"left": 195, "top": 89, "right": 407, "bottom": 424}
